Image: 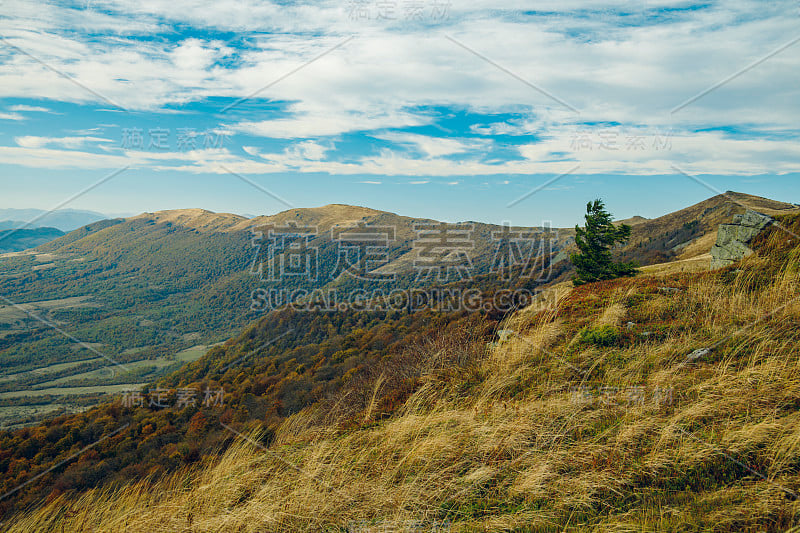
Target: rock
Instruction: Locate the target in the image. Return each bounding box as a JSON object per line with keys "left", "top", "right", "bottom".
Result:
{"left": 497, "top": 329, "right": 514, "bottom": 343}
{"left": 740, "top": 210, "right": 774, "bottom": 230}
{"left": 710, "top": 209, "right": 773, "bottom": 269}
{"left": 686, "top": 348, "right": 710, "bottom": 362}
{"left": 658, "top": 287, "right": 683, "bottom": 294}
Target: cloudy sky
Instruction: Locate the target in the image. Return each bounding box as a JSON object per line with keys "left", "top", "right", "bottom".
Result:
{"left": 0, "top": 0, "right": 798, "bottom": 226}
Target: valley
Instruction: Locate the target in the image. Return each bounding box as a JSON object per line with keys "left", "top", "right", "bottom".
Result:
{"left": 0, "top": 204, "right": 573, "bottom": 428}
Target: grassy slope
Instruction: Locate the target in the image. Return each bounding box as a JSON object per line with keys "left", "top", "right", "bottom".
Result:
{"left": 7, "top": 216, "right": 800, "bottom": 532}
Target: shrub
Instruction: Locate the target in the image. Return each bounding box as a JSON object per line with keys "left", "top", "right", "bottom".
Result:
{"left": 578, "top": 325, "right": 621, "bottom": 347}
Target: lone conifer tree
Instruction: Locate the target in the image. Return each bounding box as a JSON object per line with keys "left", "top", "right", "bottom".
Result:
{"left": 570, "top": 199, "right": 639, "bottom": 286}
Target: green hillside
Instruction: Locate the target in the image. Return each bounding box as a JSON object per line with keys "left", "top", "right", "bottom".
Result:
{"left": 0, "top": 205, "right": 567, "bottom": 428}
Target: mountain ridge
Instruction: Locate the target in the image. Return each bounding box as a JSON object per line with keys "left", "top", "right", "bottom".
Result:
{"left": 118, "top": 191, "right": 800, "bottom": 247}
{"left": 0, "top": 208, "right": 108, "bottom": 232}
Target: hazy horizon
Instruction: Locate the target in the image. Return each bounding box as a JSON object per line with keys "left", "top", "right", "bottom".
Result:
{"left": 3, "top": 183, "right": 800, "bottom": 228}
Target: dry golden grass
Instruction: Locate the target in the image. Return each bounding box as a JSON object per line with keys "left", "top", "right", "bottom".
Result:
{"left": 639, "top": 253, "right": 712, "bottom": 275}
{"left": 7, "top": 226, "right": 800, "bottom": 532}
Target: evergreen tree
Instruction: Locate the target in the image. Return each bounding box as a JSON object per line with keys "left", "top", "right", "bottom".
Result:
{"left": 570, "top": 199, "right": 639, "bottom": 285}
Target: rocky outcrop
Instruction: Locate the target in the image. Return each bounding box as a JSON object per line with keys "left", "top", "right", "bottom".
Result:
{"left": 710, "top": 210, "right": 774, "bottom": 269}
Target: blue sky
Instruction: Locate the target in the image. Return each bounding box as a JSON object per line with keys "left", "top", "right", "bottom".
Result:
{"left": 0, "top": 0, "right": 798, "bottom": 226}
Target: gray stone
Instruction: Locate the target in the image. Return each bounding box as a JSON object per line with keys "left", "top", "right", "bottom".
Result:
{"left": 710, "top": 210, "right": 773, "bottom": 269}
{"left": 658, "top": 286, "right": 684, "bottom": 293}
{"left": 686, "top": 348, "right": 710, "bottom": 362}
{"left": 740, "top": 210, "right": 773, "bottom": 230}
{"left": 497, "top": 329, "right": 514, "bottom": 343}
{"left": 711, "top": 240, "right": 752, "bottom": 261}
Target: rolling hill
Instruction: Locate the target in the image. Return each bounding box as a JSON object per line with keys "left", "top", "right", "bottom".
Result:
{"left": 0, "top": 204, "right": 798, "bottom": 530}
{"left": 0, "top": 204, "right": 571, "bottom": 428}
{"left": 618, "top": 191, "right": 800, "bottom": 265}
{"left": 1, "top": 193, "right": 797, "bottom": 430}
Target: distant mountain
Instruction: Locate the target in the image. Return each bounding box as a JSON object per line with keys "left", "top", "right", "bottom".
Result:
{"left": 121, "top": 203, "right": 576, "bottom": 293}
{"left": 3, "top": 194, "right": 794, "bottom": 387}
{"left": 0, "top": 208, "right": 108, "bottom": 232}
{"left": 616, "top": 215, "right": 649, "bottom": 226}
{"left": 0, "top": 220, "right": 29, "bottom": 231}
{"left": 0, "top": 227, "right": 65, "bottom": 253}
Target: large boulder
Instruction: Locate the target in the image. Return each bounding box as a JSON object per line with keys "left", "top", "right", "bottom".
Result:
{"left": 710, "top": 209, "right": 774, "bottom": 269}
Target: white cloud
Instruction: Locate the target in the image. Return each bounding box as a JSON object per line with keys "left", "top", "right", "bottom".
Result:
{"left": 0, "top": 145, "right": 133, "bottom": 168}
{"left": 0, "top": 127, "right": 797, "bottom": 177}
{"left": 287, "top": 140, "right": 330, "bottom": 161}
{"left": 242, "top": 140, "right": 331, "bottom": 166}
{"left": 8, "top": 104, "right": 52, "bottom": 112}
{"left": 230, "top": 104, "right": 429, "bottom": 139}
{"left": 0, "top": 0, "right": 796, "bottom": 177}
{"left": 15, "top": 135, "right": 112, "bottom": 149}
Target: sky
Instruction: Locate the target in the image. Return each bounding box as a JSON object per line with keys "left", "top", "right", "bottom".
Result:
{"left": 0, "top": 0, "right": 798, "bottom": 227}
